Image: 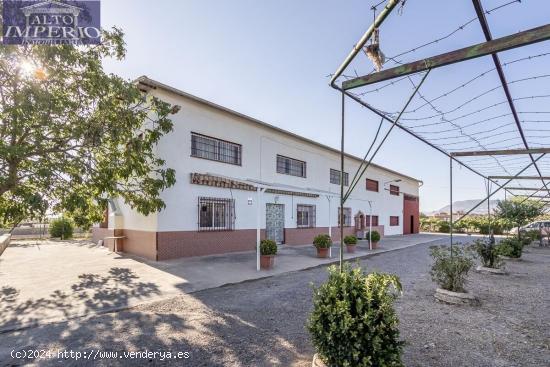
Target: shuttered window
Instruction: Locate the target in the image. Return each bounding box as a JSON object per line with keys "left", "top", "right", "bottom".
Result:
{"left": 390, "top": 216, "right": 399, "bottom": 226}
{"left": 366, "top": 215, "right": 379, "bottom": 226}
{"left": 366, "top": 179, "right": 379, "bottom": 192}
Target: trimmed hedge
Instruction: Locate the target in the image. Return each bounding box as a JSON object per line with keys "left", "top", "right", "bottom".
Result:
{"left": 308, "top": 264, "right": 403, "bottom": 367}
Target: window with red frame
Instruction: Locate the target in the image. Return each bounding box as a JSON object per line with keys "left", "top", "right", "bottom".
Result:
{"left": 366, "top": 179, "right": 379, "bottom": 192}
{"left": 390, "top": 216, "right": 399, "bottom": 226}
{"left": 366, "top": 215, "right": 379, "bottom": 226}
{"left": 389, "top": 185, "right": 400, "bottom": 196}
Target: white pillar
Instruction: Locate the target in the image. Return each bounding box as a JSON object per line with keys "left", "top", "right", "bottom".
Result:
{"left": 327, "top": 195, "right": 332, "bottom": 258}
{"left": 369, "top": 201, "right": 373, "bottom": 251}
{"left": 256, "top": 188, "right": 263, "bottom": 271}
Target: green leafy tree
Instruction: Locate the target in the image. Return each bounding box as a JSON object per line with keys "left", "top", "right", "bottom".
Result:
{"left": 0, "top": 28, "right": 177, "bottom": 229}
{"left": 494, "top": 199, "right": 545, "bottom": 239}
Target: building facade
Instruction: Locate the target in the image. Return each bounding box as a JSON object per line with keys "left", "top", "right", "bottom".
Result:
{"left": 92, "top": 77, "right": 421, "bottom": 261}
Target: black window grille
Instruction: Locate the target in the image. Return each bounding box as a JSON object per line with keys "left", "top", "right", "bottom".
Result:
{"left": 198, "top": 197, "right": 235, "bottom": 231}
{"left": 390, "top": 216, "right": 400, "bottom": 226}
{"left": 297, "top": 204, "right": 316, "bottom": 228}
{"left": 277, "top": 155, "right": 306, "bottom": 178}
{"left": 191, "top": 133, "right": 242, "bottom": 165}
{"left": 330, "top": 169, "right": 349, "bottom": 186}
{"left": 338, "top": 207, "right": 352, "bottom": 226}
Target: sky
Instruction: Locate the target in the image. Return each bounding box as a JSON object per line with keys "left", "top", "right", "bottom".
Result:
{"left": 100, "top": 0, "right": 550, "bottom": 212}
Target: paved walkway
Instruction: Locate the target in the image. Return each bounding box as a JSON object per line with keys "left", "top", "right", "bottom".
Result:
{"left": 0, "top": 234, "right": 445, "bottom": 331}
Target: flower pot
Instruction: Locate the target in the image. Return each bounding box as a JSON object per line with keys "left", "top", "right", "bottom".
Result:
{"left": 371, "top": 241, "right": 379, "bottom": 249}
{"left": 316, "top": 247, "right": 329, "bottom": 258}
{"left": 260, "top": 255, "right": 275, "bottom": 270}
{"left": 346, "top": 244, "right": 356, "bottom": 253}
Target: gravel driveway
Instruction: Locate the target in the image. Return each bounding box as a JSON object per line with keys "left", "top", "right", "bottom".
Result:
{"left": 1, "top": 238, "right": 548, "bottom": 366}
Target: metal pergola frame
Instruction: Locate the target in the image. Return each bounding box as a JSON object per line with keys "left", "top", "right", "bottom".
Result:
{"left": 329, "top": 0, "right": 550, "bottom": 263}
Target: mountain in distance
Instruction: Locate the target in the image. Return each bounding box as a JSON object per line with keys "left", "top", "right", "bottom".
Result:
{"left": 427, "top": 199, "right": 500, "bottom": 216}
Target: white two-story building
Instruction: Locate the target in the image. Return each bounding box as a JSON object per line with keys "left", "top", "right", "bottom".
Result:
{"left": 92, "top": 76, "right": 422, "bottom": 261}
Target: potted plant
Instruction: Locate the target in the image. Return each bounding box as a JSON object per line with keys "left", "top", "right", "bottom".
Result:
{"left": 366, "top": 230, "right": 381, "bottom": 249}
{"left": 343, "top": 235, "right": 358, "bottom": 253}
{"left": 430, "top": 245, "right": 478, "bottom": 305}
{"left": 308, "top": 264, "right": 403, "bottom": 367}
{"left": 313, "top": 234, "right": 331, "bottom": 258}
{"left": 473, "top": 239, "right": 506, "bottom": 275}
{"left": 260, "top": 239, "right": 277, "bottom": 270}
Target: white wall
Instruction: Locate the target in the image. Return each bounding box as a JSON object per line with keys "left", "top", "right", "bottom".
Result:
{"left": 116, "top": 87, "right": 420, "bottom": 235}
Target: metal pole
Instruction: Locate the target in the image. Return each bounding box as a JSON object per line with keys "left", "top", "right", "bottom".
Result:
{"left": 329, "top": 0, "right": 401, "bottom": 86}
{"left": 455, "top": 153, "right": 546, "bottom": 223}
{"left": 450, "top": 155, "right": 453, "bottom": 249}
{"left": 339, "top": 90, "right": 345, "bottom": 272}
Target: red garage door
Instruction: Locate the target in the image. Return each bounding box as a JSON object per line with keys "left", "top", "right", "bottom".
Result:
{"left": 403, "top": 194, "right": 419, "bottom": 234}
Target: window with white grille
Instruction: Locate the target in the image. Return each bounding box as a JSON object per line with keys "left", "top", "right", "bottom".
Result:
{"left": 191, "top": 133, "right": 241, "bottom": 165}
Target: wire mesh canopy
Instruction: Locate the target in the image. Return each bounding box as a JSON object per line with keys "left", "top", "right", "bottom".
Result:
{"left": 331, "top": 0, "right": 550, "bottom": 206}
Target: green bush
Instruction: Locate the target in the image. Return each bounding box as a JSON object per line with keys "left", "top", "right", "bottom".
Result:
{"left": 307, "top": 264, "right": 403, "bottom": 367}
{"left": 49, "top": 217, "right": 74, "bottom": 239}
{"left": 473, "top": 239, "right": 502, "bottom": 269}
{"left": 260, "top": 239, "right": 277, "bottom": 256}
{"left": 430, "top": 245, "right": 475, "bottom": 292}
{"left": 313, "top": 234, "right": 332, "bottom": 249}
{"left": 522, "top": 229, "right": 540, "bottom": 244}
{"left": 437, "top": 221, "right": 450, "bottom": 233}
{"left": 497, "top": 237, "right": 523, "bottom": 258}
{"left": 366, "top": 230, "right": 381, "bottom": 242}
{"left": 343, "top": 235, "right": 357, "bottom": 245}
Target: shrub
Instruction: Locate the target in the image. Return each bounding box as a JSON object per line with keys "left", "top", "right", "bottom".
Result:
{"left": 366, "top": 230, "right": 381, "bottom": 242}
{"left": 307, "top": 264, "right": 403, "bottom": 367}
{"left": 343, "top": 235, "right": 357, "bottom": 245}
{"left": 49, "top": 217, "right": 74, "bottom": 239}
{"left": 260, "top": 239, "right": 277, "bottom": 256}
{"left": 437, "top": 220, "right": 450, "bottom": 233}
{"left": 473, "top": 239, "right": 502, "bottom": 269}
{"left": 313, "top": 234, "right": 332, "bottom": 249}
{"left": 497, "top": 237, "right": 523, "bottom": 258}
{"left": 430, "top": 245, "right": 474, "bottom": 293}
{"left": 523, "top": 229, "right": 540, "bottom": 244}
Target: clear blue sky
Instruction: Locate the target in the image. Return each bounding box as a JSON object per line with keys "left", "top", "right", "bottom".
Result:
{"left": 101, "top": 0, "right": 550, "bottom": 212}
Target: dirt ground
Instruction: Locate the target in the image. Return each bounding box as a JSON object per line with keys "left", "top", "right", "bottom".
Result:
{"left": 0, "top": 238, "right": 548, "bottom": 366}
